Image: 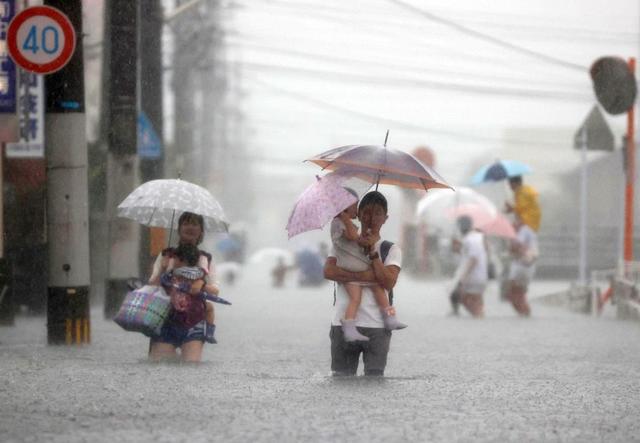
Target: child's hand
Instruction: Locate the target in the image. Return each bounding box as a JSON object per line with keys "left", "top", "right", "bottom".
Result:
{"left": 338, "top": 211, "right": 351, "bottom": 222}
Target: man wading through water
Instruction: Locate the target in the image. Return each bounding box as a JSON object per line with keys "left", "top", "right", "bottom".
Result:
{"left": 323, "top": 191, "right": 403, "bottom": 376}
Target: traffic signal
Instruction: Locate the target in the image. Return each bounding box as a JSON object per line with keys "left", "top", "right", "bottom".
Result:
{"left": 590, "top": 56, "right": 637, "bottom": 115}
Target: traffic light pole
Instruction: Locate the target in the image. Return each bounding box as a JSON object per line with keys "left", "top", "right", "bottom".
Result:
{"left": 624, "top": 58, "right": 636, "bottom": 267}
{"left": 44, "top": 0, "right": 91, "bottom": 344}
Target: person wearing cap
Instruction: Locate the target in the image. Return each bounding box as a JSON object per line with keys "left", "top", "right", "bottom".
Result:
{"left": 505, "top": 176, "right": 541, "bottom": 232}
{"left": 323, "top": 191, "right": 403, "bottom": 376}
{"left": 451, "top": 215, "right": 488, "bottom": 318}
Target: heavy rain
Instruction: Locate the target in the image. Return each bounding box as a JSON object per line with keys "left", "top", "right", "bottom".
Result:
{"left": 1, "top": 0, "right": 640, "bottom": 442}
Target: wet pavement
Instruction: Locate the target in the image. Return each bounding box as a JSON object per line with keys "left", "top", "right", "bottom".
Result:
{"left": 1, "top": 272, "right": 639, "bottom": 442}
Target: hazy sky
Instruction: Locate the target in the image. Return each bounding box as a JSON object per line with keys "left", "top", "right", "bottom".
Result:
{"left": 213, "top": 0, "right": 639, "bottom": 248}
{"left": 227, "top": 0, "right": 638, "bottom": 183}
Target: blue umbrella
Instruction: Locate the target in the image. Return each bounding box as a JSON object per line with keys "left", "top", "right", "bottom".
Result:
{"left": 470, "top": 160, "right": 532, "bottom": 185}
{"left": 216, "top": 236, "right": 241, "bottom": 254}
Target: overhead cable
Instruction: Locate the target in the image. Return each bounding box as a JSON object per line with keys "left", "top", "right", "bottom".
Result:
{"left": 386, "top": 0, "right": 587, "bottom": 72}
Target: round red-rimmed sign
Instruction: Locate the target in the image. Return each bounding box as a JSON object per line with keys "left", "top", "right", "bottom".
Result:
{"left": 7, "top": 6, "right": 76, "bottom": 75}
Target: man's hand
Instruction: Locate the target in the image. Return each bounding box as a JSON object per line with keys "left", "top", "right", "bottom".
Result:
{"left": 504, "top": 202, "right": 514, "bottom": 213}
{"left": 324, "top": 257, "right": 376, "bottom": 283}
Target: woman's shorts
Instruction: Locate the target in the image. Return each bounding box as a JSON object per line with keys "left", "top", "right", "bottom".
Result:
{"left": 509, "top": 263, "right": 536, "bottom": 288}
{"left": 151, "top": 320, "right": 205, "bottom": 348}
{"left": 460, "top": 281, "right": 487, "bottom": 295}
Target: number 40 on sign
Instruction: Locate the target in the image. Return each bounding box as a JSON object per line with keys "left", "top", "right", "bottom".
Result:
{"left": 7, "top": 6, "right": 76, "bottom": 75}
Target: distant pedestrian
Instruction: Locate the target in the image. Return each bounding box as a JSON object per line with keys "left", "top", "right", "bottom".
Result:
{"left": 324, "top": 191, "right": 402, "bottom": 376}
{"left": 505, "top": 175, "right": 541, "bottom": 232}
{"left": 272, "top": 257, "right": 288, "bottom": 288}
{"left": 450, "top": 216, "right": 488, "bottom": 318}
{"left": 507, "top": 216, "right": 538, "bottom": 317}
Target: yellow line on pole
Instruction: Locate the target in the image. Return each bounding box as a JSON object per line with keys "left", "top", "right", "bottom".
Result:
{"left": 83, "top": 318, "right": 90, "bottom": 344}
{"left": 75, "top": 319, "right": 81, "bottom": 345}
{"left": 65, "top": 319, "right": 72, "bottom": 345}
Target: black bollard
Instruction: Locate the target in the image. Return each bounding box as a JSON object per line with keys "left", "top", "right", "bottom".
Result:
{"left": 47, "top": 286, "right": 90, "bottom": 345}
{"left": 0, "top": 258, "right": 14, "bottom": 326}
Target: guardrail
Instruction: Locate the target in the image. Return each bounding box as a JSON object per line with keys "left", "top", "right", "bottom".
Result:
{"left": 590, "top": 262, "right": 640, "bottom": 320}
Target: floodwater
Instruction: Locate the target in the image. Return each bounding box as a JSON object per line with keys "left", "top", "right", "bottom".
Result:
{"left": 1, "top": 269, "right": 639, "bottom": 442}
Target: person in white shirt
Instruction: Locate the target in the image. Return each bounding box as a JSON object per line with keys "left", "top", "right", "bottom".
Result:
{"left": 507, "top": 215, "right": 538, "bottom": 317}
{"left": 451, "top": 216, "right": 488, "bottom": 318}
{"left": 324, "top": 191, "right": 402, "bottom": 376}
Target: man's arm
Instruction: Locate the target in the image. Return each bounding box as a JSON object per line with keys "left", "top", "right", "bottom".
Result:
{"left": 370, "top": 256, "right": 400, "bottom": 291}
{"left": 324, "top": 257, "right": 376, "bottom": 283}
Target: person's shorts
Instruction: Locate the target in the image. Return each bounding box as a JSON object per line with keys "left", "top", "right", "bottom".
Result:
{"left": 330, "top": 326, "right": 391, "bottom": 376}
{"left": 509, "top": 263, "right": 536, "bottom": 288}
{"left": 151, "top": 320, "right": 205, "bottom": 348}
{"left": 460, "top": 281, "right": 487, "bottom": 295}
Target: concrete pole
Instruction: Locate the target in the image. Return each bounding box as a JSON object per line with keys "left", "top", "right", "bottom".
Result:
{"left": 139, "top": 0, "right": 165, "bottom": 273}
{"left": 44, "top": 0, "right": 90, "bottom": 345}
{"left": 102, "top": 0, "right": 140, "bottom": 318}
{"left": 172, "top": 0, "right": 195, "bottom": 183}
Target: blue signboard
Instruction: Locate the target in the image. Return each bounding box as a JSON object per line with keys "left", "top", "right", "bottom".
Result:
{"left": 0, "top": 0, "right": 16, "bottom": 113}
{"left": 138, "top": 112, "right": 162, "bottom": 159}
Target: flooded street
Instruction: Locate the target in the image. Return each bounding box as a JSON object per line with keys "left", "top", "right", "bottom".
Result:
{"left": 1, "top": 272, "right": 639, "bottom": 442}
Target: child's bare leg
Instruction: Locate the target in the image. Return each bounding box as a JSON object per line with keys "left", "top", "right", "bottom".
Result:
{"left": 204, "top": 301, "right": 217, "bottom": 344}
{"left": 206, "top": 301, "right": 215, "bottom": 325}
{"left": 341, "top": 283, "right": 369, "bottom": 342}
{"left": 371, "top": 285, "right": 407, "bottom": 331}
{"left": 344, "top": 283, "right": 363, "bottom": 320}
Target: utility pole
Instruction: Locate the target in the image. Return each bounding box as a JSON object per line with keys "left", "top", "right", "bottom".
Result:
{"left": 172, "top": 0, "right": 196, "bottom": 182}
{"left": 0, "top": 0, "right": 18, "bottom": 326}
{"left": 44, "top": 0, "right": 91, "bottom": 344}
{"left": 139, "top": 0, "right": 165, "bottom": 273}
{"left": 102, "top": 0, "right": 140, "bottom": 318}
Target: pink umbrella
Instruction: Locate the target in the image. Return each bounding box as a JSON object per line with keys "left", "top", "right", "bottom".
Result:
{"left": 481, "top": 214, "right": 516, "bottom": 239}
{"left": 447, "top": 204, "right": 516, "bottom": 239}
{"left": 286, "top": 173, "right": 359, "bottom": 239}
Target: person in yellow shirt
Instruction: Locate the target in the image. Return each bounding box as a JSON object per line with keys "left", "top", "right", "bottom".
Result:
{"left": 505, "top": 176, "right": 541, "bottom": 232}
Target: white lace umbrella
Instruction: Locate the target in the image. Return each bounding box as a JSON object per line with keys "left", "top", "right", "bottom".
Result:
{"left": 117, "top": 179, "right": 229, "bottom": 233}
{"left": 416, "top": 186, "right": 497, "bottom": 235}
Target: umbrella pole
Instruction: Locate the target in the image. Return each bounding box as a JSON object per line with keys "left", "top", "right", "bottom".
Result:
{"left": 168, "top": 210, "right": 176, "bottom": 246}
{"left": 377, "top": 129, "right": 389, "bottom": 191}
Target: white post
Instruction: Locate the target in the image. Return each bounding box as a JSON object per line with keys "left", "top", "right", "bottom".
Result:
{"left": 579, "top": 128, "right": 588, "bottom": 286}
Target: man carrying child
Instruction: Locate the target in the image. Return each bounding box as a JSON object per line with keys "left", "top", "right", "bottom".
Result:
{"left": 323, "top": 191, "right": 403, "bottom": 376}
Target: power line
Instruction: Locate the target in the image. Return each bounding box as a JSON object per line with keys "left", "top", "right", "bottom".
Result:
{"left": 246, "top": 76, "right": 570, "bottom": 148}
{"left": 237, "top": 0, "right": 637, "bottom": 44}
{"left": 233, "top": 59, "right": 591, "bottom": 101}
{"left": 228, "top": 37, "right": 586, "bottom": 92}
{"left": 385, "top": 0, "right": 587, "bottom": 72}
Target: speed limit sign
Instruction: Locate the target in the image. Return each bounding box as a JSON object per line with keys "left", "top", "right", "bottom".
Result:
{"left": 7, "top": 6, "right": 76, "bottom": 75}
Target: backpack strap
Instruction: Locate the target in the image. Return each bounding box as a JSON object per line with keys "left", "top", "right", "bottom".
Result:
{"left": 380, "top": 240, "right": 395, "bottom": 305}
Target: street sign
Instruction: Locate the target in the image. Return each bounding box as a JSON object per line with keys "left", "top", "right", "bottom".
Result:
{"left": 0, "top": 0, "right": 16, "bottom": 113}
{"left": 138, "top": 112, "right": 162, "bottom": 159}
{"left": 6, "top": 70, "right": 44, "bottom": 158}
{"left": 574, "top": 105, "right": 614, "bottom": 151}
{"left": 6, "top": 6, "right": 75, "bottom": 75}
